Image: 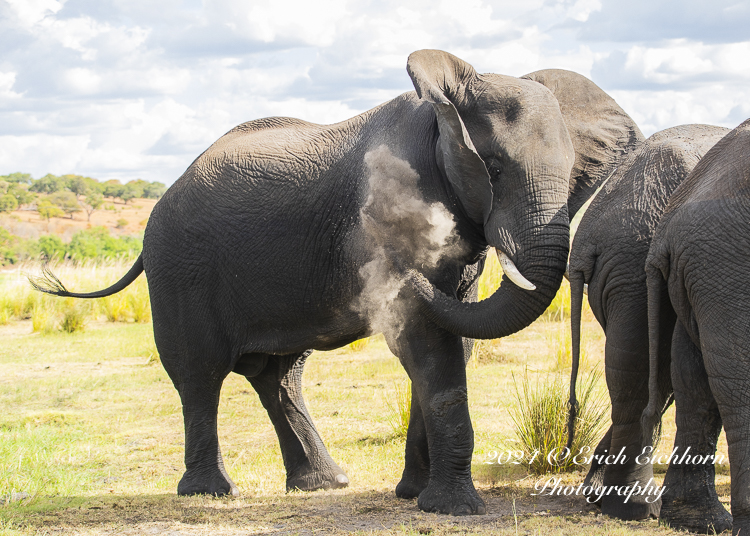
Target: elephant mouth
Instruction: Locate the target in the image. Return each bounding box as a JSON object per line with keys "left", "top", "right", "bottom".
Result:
{"left": 495, "top": 249, "right": 536, "bottom": 291}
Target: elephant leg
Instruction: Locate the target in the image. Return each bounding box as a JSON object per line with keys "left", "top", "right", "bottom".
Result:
{"left": 395, "top": 386, "right": 430, "bottom": 499}
{"left": 581, "top": 425, "right": 613, "bottom": 505}
{"left": 659, "top": 322, "right": 730, "bottom": 533}
{"left": 601, "top": 338, "right": 672, "bottom": 520}
{"left": 173, "top": 377, "right": 238, "bottom": 497}
{"left": 702, "top": 347, "right": 750, "bottom": 536}
{"left": 396, "top": 334, "right": 473, "bottom": 499}
{"left": 386, "top": 322, "right": 485, "bottom": 516}
{"left": 246, "top": 351, "right": 348, "bottom": 491}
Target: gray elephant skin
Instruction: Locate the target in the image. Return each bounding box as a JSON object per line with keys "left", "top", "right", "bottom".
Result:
{"left": 642, "top": 118, "right": 750, "bottom": 536}
{"left": 32, "top": 50, "right": 640, "bottom": 515}
{"left": 567, "top": 124, "right": 730, "bottom": 529}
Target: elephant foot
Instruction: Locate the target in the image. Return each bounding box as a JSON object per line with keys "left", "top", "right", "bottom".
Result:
{"left": 395, "top": 475, "right": 428, "bottom": 499}
{"left": 395, "top": 480, "right": 427, "bottom": 500}
{"left": 582, "top": 465, "right": 606, "bottom": 506}
{"left": 417, "top": 481, "right": 486, "bottom": 515}
{"left": 178, "top": 468, "right": 239, "bottom": 497}
{"left": 601, "top": 493, "right": 660, "bottom": 521}
{"left": 660, "top": 494, "right": 732, "bottom": 534}
{"left": 286, "top": 465, "right": 349, "bottom": 492}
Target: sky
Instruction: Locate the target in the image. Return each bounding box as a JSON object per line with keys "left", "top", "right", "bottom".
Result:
{"left": 1, "top": 0, "right": 749, "bottom": 185}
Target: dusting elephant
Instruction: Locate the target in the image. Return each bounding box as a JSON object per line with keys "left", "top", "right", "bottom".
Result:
{"left": 566, "top": 124, "right": 729, "bottom": 528}
{"left": 33, "top": 50, "right": 640, "bottom": 515}
{"left": 642, "top": 118, "right": 750, "bottom": 536}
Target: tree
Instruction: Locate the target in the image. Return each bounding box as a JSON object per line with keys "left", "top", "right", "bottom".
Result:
{"left": 63, "top": 174, "right": 102, "bottom": 196}
{"left": 143, "top": 181, "right": 166, "bottom": 199}
{"left": 120, "top": 180, "right": 145, "bottom": 203}
{"left": 0, "top": 193, "right": 18, "bottom": 213}
{"left": 0, "top": 172, "right": 33, "bottom": 184}
{"left": 30, "top": 174, "right": 66, "bottom": 194}
{"left": 102, "top": 180, "right": 125, "bottom": 201}
{"left": 36, "top": 199, "right": 64, "bottom": 221}
{"left": 49, "top": 191, "right": 81, "bottom": 219}
{"left": 38, "top": 235, "right": 65, "bottom": 260}
{"left": 81, "top": 191, "right": 104, "bottom": 221}
{"left": 7, "top": 183, "right": 35, "bottom": 207}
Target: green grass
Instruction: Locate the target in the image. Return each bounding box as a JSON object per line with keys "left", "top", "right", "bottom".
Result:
{"left": 506, "top": 369, "right": 609, "bottom": 475}
{"left": 0, "top": 262, "right": 730, "bottom": 535}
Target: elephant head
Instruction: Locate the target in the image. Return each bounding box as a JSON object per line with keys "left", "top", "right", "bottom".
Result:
{"left": 405, "top": 52, "right": 644, "bottom": 339}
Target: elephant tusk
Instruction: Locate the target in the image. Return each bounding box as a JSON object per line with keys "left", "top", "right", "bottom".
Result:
{"left": 496, "top": 250, "right": 536, "bottom": 291}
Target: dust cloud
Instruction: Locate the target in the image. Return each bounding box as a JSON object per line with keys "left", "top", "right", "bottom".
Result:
{"left": 356, "top": 145, "right": 461, "bottom": 335}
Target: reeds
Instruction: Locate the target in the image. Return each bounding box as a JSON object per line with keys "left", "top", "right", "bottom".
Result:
{"left": 507, "top": 369, "right": 609, "bottom": 475}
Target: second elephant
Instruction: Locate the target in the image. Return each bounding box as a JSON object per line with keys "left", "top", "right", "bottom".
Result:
{"left": 567, "top": 124, "right": 729, "bottom": 526}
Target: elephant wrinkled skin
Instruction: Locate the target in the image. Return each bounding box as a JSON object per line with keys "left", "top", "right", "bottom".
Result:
{"left": 643, "top": 118, "right": 750, "bottom": 536}
{"left": 32, "top": 50, "right": 640, "bottom": 515}
{"left": 567, "top": 124, "right": 729, "bottom": 528}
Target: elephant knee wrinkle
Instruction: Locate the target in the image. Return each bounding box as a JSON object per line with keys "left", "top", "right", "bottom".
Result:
{"left": 429, "top": 387, "right": 468, "bottom": 418}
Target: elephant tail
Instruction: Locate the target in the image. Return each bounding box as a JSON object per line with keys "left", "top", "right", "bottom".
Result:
{"left": 640, "top": 264, "right": 664, "bottom": 449}
{"left": 29, "top": 254, "right": 144, "bottom": 298}
{"left": 566, "top": 268, "right": 586, "bottom": 452}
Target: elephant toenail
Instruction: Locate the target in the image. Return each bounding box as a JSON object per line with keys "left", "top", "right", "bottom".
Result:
{"left": 336, "top": 474, "right": 349, "bottom": 486}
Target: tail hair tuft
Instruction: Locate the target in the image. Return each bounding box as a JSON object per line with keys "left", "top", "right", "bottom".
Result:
{"left": 28, "top": 264, "right": 72, "bottom": 297}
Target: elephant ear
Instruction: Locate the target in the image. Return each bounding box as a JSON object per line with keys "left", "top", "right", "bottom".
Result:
{"left": 521, "top": 69, "right": 644, "bottom": 219}
{"left": 407, "top": 50, "right": 492, "bottom": 225}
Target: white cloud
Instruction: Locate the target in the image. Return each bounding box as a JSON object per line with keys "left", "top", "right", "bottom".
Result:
{"left": 5, "top": 0, "right": 63, "bottom": 27}
{"left": 1, "top": 0, "right": 749, "bottom": 185}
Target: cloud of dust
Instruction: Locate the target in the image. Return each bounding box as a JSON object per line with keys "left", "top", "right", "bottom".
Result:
{"left": 356, "top": 145, "right": 462, "bottom": 335}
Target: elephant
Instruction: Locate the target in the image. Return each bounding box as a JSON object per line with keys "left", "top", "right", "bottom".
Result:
{"left": 642, "top": 118, "right": 750, "bottom": 536}
{"left": 31, "top": 50, "right": 641, "bottom": 516}
{"left": 565, "top": 124, "right": 730, "bottom": 526}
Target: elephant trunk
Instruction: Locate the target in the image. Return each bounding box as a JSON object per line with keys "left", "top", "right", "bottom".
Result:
{"left": 408, "top": 208, "right": 569, "bottom": 340}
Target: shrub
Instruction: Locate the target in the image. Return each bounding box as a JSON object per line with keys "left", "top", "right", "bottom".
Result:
{"left": 0, "top": 193, "right": 18, "bottom": 213}
{"left": 507, "top": 369, "right": 609, "bottom": 475}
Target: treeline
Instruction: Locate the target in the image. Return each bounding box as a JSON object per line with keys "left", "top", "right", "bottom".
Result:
{"left": 0, "top": 172, "right": 166, "bottom": 219}
{"left": 0, "top": 226, "right": 142, "bottom": 265}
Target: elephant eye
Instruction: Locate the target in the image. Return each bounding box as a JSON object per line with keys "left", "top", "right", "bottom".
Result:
{"left": 486, "top": 159, "right": 502, "bottom": 182}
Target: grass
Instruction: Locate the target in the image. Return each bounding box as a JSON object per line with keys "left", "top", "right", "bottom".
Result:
{"left": 385, "top": 379, "right": 412, "bottom": 439}
{"left": 2, "top": 260, "right": 152, "bottom": 331}
{"left": 506, "top": 369, "right": 609, "bottom": 475}
{"left": 0, "top": 261, "right": 730, "bottom": 535}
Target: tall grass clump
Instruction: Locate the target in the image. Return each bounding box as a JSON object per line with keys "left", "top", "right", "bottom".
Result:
{"left": 507, "top": 369, "right": 609, "bottom": 475}
{"left": 385, "top": 379, "right": 412, "bottom": 439}
{"left": 59, "top": 298, "right": 88, "bottom": 333}
{"left": 127, "top": 278, "right": 151, "bottom": 323}
{"left": 31, "top": 301, "right": 55, "bottom": 333}
{"left": 99, "top": 293, "right": 129, "bottom": 322}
